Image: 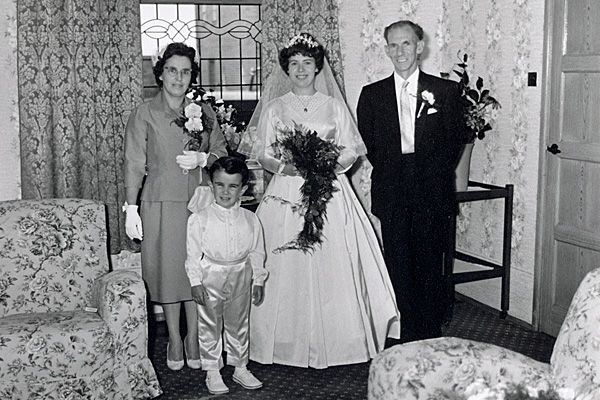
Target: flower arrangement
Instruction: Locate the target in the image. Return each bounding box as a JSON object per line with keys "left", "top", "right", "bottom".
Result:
{"left": 213, "top": 99, "right": 245, "bottom": 153}
{"left": 201, "top": 89, "right": 246, "bottom": 155}
{"left": 449, "top": 53, "right": 501, "bottom": 144}
{"left": 172, "top": 86, "right": 213, "bottom": 151}
{"left": 269, "top": 122, "right": 343, "bottom": 253}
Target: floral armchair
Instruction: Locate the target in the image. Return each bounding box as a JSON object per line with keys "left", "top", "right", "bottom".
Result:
{"left": 368, "top": 267, "right": 600, "bottom": 400}
{"left": 0, "top": 199, "right": 162, "bottom": 400}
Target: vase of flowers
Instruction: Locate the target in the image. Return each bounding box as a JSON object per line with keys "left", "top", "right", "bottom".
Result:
{"left": 449, "top": 53, "right": 501, "bottom": 191}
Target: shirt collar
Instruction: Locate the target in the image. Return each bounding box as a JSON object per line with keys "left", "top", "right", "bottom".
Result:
{"left": 211, "top": 200, "right": 242, "bottom": 214}
{"left": 150, "top": 90, "right": 191, "bottom": 118}
{"left": 394, "top": 69, "right": 420, "bottom": 95}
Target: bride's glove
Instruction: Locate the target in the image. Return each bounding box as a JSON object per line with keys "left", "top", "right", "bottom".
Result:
{"left": 123, "top": 203, "right": 143, "bottom": 240}
{"left": 176, "top": 151, "right": 208, "bottom": 170}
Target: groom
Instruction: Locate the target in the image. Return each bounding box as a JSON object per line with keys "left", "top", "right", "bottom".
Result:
{"left": 357, "top": 20, "right": 465, "bottom": 342}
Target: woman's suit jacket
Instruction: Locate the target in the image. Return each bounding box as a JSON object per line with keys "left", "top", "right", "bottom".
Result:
{"left": 124, "top": 91, "right": 228, "bottom": 202}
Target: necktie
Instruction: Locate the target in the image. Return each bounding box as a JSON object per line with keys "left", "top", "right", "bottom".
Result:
{"left": 400, "top": 81, "right": 415, "bottom": 154}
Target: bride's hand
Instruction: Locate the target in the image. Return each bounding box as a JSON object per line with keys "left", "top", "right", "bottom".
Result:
{"left": 281, "top": 163, "right": 300, "bottom": 176}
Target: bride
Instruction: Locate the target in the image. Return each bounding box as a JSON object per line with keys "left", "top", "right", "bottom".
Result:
{"left": 245, "top": 33, "right": 400, "bottom": 369}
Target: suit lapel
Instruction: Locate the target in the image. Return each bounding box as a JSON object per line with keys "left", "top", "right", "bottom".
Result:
{"left": 381, "top": 75, "right": 401, "bottom": 147}
{"left": 415, "top": 71, "right": 432, "bottom": 145}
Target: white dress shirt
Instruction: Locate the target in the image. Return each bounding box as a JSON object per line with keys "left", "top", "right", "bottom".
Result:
{"left": 394, "top": 69, "right": 420, "bottom": 154}
{"left": 185, "top": 201, "right": 268, "bottom": 287}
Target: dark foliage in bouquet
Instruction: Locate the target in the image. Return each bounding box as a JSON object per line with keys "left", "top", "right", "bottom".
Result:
{"left": 445, "top": 53, "right": 501, "bottom": 144}
{"left": 172, "top": 85, "right": 214, "bottom": 151}
{"left": 272, "top": 122, "right": 343, "bottom": 253}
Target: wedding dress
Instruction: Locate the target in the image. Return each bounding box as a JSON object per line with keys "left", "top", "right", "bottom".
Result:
{"left": 246, "top": 60, "right": 400, "bottom": 369}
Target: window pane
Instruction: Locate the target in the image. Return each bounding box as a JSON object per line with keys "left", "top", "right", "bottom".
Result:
{"left": 200, "top": 59, "right": 221, "bottom": 86}
{"left": 241, "top": 37, "right": 257, "bottom": 58}
{"left": 200, "top": 34, "right": 219, "bottom": 59}
{"left": 221, "top": 85, "right": 241, "bottom": 101}
{"left": 142, "top": 57, "right": 156, "bottom": 87}
{"left": 221, "top": 35, "right": 240, "bottom": 59}
{"left": 222, "top": 59, "right": 241, "bottom": 85}
{"left": 219, "top": 5, "right": 240, "bottom": 25}
{"left": 242, "top": 59, "right": 259, "bottom": 85}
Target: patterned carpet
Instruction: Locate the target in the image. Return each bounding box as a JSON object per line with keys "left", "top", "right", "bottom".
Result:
{"left": 148, "top": 297, "right": 556, "bottom": 399}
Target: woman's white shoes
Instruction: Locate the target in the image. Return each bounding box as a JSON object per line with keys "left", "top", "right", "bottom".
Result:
{"left": 166, "top": 343, "right": 184, "bottom": 371}
{"left": 183, "top": 338, "right": 201, "bottom": 369}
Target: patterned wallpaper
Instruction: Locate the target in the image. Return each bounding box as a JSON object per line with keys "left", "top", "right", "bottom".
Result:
{"left": 0, "top": 0, "right": 20, "bottom": 201}
{"left": 339, "top": 0, "right": 546, "bottom": 324}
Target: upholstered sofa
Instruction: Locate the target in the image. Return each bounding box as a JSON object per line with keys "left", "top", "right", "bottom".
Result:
{"left": 0, "top": 199, "right": 162, "bottom": 399}
{"left": 368, "top": 267, "right": 600, "bottom": 400}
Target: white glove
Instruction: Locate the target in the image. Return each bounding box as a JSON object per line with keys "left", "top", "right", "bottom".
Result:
{"left": 176, "top": 151, "right": 208, "bottom": 170}
{"left": 124, "top": 204, "right": 143, "bottom": 240}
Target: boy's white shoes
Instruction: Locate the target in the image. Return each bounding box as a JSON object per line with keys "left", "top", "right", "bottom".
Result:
{"left": 206, "top": 373, "right": 229, "bottom": 395}
{"left": 233, "top": 367, "right": 263, "bottom": 390}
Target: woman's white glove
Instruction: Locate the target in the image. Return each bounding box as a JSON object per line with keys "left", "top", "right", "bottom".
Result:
{"left": 124, "top": 203, "right": 143, "bottom": 240}
{"left": 176, "top": 151, "right": 208, "bottom": 170}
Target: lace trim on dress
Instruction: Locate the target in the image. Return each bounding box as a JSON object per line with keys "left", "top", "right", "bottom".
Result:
{"left": 280, "top": 91, "right": 330, "bottom": 116}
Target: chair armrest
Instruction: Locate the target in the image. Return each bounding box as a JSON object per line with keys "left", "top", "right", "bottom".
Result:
{"left": 92, "top": 270, "right": 150, "bottom": 364}
{"left": 368, "top": 337, "right": 552, "bottom": 400}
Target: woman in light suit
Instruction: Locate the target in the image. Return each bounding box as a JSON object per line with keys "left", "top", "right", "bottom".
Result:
{"left": 123, "top": 42, "right": 227, "bottom": 370}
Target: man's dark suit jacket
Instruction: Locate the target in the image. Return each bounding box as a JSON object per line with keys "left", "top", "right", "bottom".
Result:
{"left": 357, "top": 71, "right": 465, "bottom": 220}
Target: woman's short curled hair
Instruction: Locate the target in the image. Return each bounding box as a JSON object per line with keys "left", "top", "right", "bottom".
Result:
{"left": 153, "top": 42, "right": 199, "bottom": 88}
{"left": 279, "top": 33, "right": 325, "bottom": 76}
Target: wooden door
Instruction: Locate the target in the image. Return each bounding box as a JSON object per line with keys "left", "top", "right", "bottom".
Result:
{"left": 536, "top": 0, "right": 600, "bottom": 336}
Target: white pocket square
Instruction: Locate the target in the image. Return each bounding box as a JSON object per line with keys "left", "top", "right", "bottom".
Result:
{"left": 427, "top": 108, "right": 438, "bottom": 115}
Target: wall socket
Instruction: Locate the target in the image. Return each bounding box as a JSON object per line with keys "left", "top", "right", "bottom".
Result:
{"left": 528, "top": 72, "right": 537, "bottom": 87}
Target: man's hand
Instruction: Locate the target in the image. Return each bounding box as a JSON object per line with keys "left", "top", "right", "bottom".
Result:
{"left": 191, "top": 284, "right": 209, "bottom": 306}
{"left": 124, "top": 205, "right": 143, "bottom": 240}
{"left": 176, "top": 151, "right": 208, "bottom": 170}
{"left": 252, "top": 285, "right": 264, "bottom": 306}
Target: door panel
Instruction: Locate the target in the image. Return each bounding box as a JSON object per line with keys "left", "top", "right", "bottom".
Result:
{"left": 538, "top": 0, "right": 600, "bottom": 336}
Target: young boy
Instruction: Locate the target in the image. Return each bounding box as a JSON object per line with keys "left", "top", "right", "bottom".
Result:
{"left": 185, "top": 156, "right": 268, "bottom": 395}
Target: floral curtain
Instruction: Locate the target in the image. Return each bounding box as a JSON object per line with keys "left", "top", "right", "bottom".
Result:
{"left": 262, "top": 0, "right": 345, "bottom": 92}
{"left": 17, "top": 0, "right": 142, "bottom": 254}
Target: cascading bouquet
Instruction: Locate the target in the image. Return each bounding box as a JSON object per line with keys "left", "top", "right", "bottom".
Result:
{"left": 270, "top": 122, "right": 343, "bottom": 253}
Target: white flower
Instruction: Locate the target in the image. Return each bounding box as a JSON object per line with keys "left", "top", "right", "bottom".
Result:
{"left": 184, "top": 103, "right": 204, "bottom": 119}
{"left": 185, "top": 117, "right": 203, "bottom": 132}
{"left": 422, "top": 90, "right": 435, "bottom": 105}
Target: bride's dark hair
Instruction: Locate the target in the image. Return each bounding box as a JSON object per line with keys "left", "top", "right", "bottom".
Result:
{"left": 279, "top": 33, "right": 325, "bottom": 76}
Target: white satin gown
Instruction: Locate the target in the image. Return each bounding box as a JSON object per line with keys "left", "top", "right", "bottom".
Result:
{"left": 249, "top": 91, "right": 400, "bottom": 369}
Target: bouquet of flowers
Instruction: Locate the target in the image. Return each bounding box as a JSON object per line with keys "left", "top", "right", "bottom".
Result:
{"left": 271, "top": 122, "right": 343, "bottom": 253}
{"left": 203, "top": 89, "right": 246, "bottom": 154}
{"left": 172, "top": 86, "right": 213, "bottom": 151}
{"left": 449, "top": 53, "right": 501, "bottom": 144}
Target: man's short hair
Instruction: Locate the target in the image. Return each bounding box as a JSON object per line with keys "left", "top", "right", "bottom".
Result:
{"left": 384, "top": 20, "right": 424, "bottom": 42}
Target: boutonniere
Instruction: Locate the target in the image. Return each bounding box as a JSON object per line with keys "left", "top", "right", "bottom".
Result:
{"left": 417, "top": 90, "right": 439, "bottom": 118}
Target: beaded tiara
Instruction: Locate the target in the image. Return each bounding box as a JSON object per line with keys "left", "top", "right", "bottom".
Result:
{"left": 285, "top": 33, "right": 319, "bottom": 49}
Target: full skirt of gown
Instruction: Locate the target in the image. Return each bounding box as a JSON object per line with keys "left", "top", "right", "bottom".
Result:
{"left": 249, "top": 172, "right": 400, "bottom": 369}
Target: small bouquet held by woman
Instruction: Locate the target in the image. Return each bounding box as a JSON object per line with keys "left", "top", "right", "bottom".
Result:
{"left": 272, "top": 122, "right": 343, "bottom": 253}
